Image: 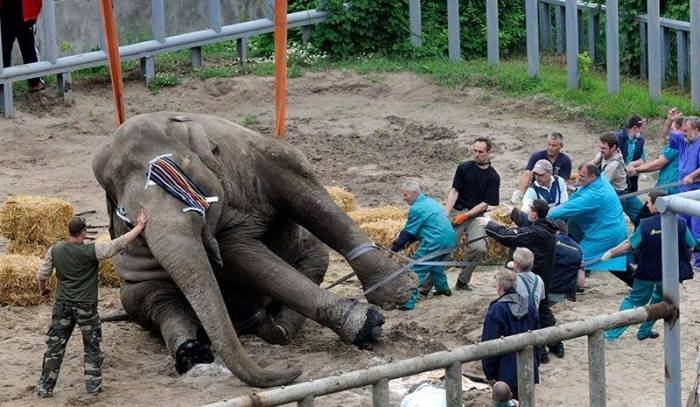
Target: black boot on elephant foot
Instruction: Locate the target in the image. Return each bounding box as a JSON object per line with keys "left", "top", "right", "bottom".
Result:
{"left": 352, "top": 307, "right": 385, "bottom": 350}
{"left": 175, "top": 339, "right": 215, "bottom": 374}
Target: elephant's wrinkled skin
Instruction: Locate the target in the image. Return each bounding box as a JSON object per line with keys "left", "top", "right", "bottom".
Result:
{"left": 92, "top": 112, "right": 416, "bottom": 388}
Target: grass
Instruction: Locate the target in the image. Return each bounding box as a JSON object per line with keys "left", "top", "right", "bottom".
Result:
{"left": 59, "top": 41, "right": 699, "bottom": 129}
{"left": 335, "top": 55, "right": 700, "bottom": 129}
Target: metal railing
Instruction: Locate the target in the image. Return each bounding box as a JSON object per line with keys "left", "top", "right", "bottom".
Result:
{"left": 203, "top": 301, "right": 676, "bottom": 407}
{"left": 0, "top": 0, "right": 327, "bottom": 118}
{"left": 205, "top": 189, "right": 700, "bottom": 407}
{"left": 416, "top": 0, "right": 700, "bottom": 106}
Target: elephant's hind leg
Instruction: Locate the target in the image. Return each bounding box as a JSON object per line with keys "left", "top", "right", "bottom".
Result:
{"left": 120, "top": 280, "right": 214, "bottom": 373}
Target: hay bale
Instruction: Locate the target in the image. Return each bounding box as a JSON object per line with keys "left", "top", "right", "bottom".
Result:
{"left": 348, "top": 205, "right": 407, "bottom": 225}
{"left": 484, "top": 205, "right": 515, "bottom": 265}
{"left": 0, "top": 254, "right": 55, "bottom": 306}
{"left": 96, "top": 232, "right": 122, "bottom": 288}
{"left": 325, "top": 186, "right": 358, "bottom": 212}
{"left": 0, "top": 195, "right": 73, "bottom": 254}
{"left": 6, "top": 240, "right": 50, "bottom": 257}
{"left": 358, "top": 219, "right": 405, "bottom": 248}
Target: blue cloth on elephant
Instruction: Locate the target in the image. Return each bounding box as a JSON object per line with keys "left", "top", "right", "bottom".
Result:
{"left": 548, "top": 176, "right": 627, "bottom": 271}
{"left": 395, "top": 193, "right": 456, "bottom": 309}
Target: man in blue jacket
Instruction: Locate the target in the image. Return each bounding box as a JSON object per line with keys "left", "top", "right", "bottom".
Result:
{"left": 601, "top": 191, "right": 695, "bottom": 341}
{"left": 482, "top": 268, "right": 540, "bottom": 400}
{"left": 391, "top": 180, "right": 456, "bottom": 310}
{"left": 548, "top": 164, "right": 629, "bottom": 280}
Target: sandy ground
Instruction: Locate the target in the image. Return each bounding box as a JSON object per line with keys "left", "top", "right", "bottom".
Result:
{"left": 0, "top": 68, "right": 698, "bottom": 407}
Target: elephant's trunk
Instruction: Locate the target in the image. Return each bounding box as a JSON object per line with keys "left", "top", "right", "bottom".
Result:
{"left": 146, "top": 214, "right": 301, "bottom": 387}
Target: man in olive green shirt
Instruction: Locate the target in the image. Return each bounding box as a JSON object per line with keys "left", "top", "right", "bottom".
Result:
{"left": 35, "top": 209, "right": 147, "bottom": 398}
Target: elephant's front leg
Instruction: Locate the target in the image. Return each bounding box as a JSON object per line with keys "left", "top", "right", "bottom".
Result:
{"left": 221, "top": 238, "right": 383, "bottom": 348}
{"left": 256, "top": 228, "right": 330, "bottom": 344}
{"left": 120, "top": 280, "right": 214, "bottom": 373}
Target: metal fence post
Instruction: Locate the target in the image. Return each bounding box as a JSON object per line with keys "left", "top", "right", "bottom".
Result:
{"left": 486, "top": 0, "right": 499, "bottom": 65}
{"left": 1, "top": 83, "right": 15, "bottom": 118}
{"left": 209, "top": 0, "right": 222, "bottom": 33}
{"left": 140, "top": 56, "right": 155, "bottom": 84}
{"left": 525, "top": 0, "right": 539, "bottom": 77}
{"left": 409, "top": 0, "right": 422, "bottom": 47}
{"left": 677, "top": 30, "right": 688, "bottom": 87}
{"left": 639, "top": 21, "right": 648, "bottom": 79}
{"left": 566, "top": 0, "right": 579, "bottom": 89}
{"left": 647, "top": 0, "right": 661, "bottom": 100}
{"left": 692, "top": 0, "right": 700, "bottom": 107}
{"left": 605, "top": 0, "right": 620, "bottom": 93}
{"left": 42, "top": 0, "right": 58, "bottom": 63}
{"left": 57, "top": 72, "right": 73, "bottom": 105}
{"left": 371, "top": 378, "right": 389, "bottom": 406}
{"left": 237, "top": 38, "right": 247, "bottom": 65}
{"left": 577, "top": 9, "right": 584, "bottom": 52}
{"left": 191, "top": 47, "right": 202, "bottom": 68}
{"left": 447, "top": 0, "right": 460, "bottom": 62}
{"left": 538, "top": 2, "right": 551, "bottom": 51}
{"left": 152, "top": 0, "right": 166, "bottom": 43}
{"left": 445, "top": 361, "right": 462, "bottom": 407}
{"left": 659, "top": 209, "right": 681, "bottom": 407}
{"left": 661, "top": 27, "right": 669, "bottom": 84}
{"left": 555, "top": 5, "right": 565, "bottom": 54}
{"left": 588, "top": 330, "right": 607, "bottom": 406}
{"left": 516, "top": 346, "right": 535, "bottom": 406}
{"left": 587, "top": 11, "right": 599, "bottom": 63}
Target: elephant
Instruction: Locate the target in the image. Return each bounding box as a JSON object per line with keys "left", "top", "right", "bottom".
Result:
{"left": 92, "top": 111, "right": 417, "bottom": 388}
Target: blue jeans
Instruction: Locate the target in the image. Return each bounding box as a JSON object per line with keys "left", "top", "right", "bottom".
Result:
{"left": 604, "top": 279, "right": 662, "bottom": 340}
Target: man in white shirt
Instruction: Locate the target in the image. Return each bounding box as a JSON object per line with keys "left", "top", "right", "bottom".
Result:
{"left": 520, "top": 159, "right": 568, "bottom": 212}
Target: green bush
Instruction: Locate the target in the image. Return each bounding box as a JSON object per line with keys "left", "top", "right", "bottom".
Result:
{"left": 252, "top": 1, "right": 526, "bottom": 59}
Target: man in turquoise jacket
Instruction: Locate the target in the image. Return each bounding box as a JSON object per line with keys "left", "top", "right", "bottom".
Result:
{"left": 548, "top": 164, "right": 628, "bottom": 274}
{"left": 392, "top": 180, "right": 456, "bottom": 310}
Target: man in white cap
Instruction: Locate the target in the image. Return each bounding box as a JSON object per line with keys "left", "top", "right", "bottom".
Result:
{"left": 520, "top": 159, "right": 568, "bottom": 212}
{"left": 511, "top": 132, "right": 571, "bottom": 205}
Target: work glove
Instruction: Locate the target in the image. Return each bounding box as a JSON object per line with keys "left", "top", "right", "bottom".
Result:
{"left": 510, "top": 189, "right": 523, "bottom": 205}
{"left": 601, "top": 249, "right": 614, "bottom": 261}
{"left": 452, "top": 213, "right": 470, "bottom": 226}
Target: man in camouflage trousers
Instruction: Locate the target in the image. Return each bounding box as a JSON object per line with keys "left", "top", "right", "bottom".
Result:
{"left": 36, "top": 209, "right": 147, "bottom": 398}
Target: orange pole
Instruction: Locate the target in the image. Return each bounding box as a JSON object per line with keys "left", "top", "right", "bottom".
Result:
{"left": 98, "top": 0, "right": 126, "bottom": 126}
{"left": 274, "top": 0, "right": 288, "bottom": 138}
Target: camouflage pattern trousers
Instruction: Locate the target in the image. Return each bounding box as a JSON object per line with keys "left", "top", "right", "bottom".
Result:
{"left": 37, "top": 301, "right": 103, "bottom": 395}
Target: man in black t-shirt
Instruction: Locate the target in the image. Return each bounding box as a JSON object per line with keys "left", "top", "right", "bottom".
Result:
{"left": 443, "top": 137, "right": 500, "bottom": 290}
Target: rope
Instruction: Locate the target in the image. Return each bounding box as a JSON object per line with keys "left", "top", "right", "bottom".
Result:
{"left": 145, "top": 154, "right": 218, "bottom": 217}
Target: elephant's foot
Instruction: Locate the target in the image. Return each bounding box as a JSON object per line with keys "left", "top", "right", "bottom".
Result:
{"left": 352, "top": 306, "right": 384, "bottom": 350}
{"left": 257, "top": 318, "right": 290, "bottom": 345}
{"left": 321, "top": 300, "right": 385, "bottom": 348}
{"left": 175, "top": 339, "right": 215, "bottom": 374}
{"left": 257, "top": 307, "right": 307, "bottom": 345}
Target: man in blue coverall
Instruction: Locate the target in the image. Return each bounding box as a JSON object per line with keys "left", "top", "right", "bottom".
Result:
{"left": 601, "top": 191, "right": 695, "bottom": 341}
{"left": 391, "top": 180, "right": 456, "bottom": 310}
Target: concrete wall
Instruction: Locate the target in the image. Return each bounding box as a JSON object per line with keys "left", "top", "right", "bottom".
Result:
{"left": 33, "top": 0, "right": 263, "bottom": 57}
